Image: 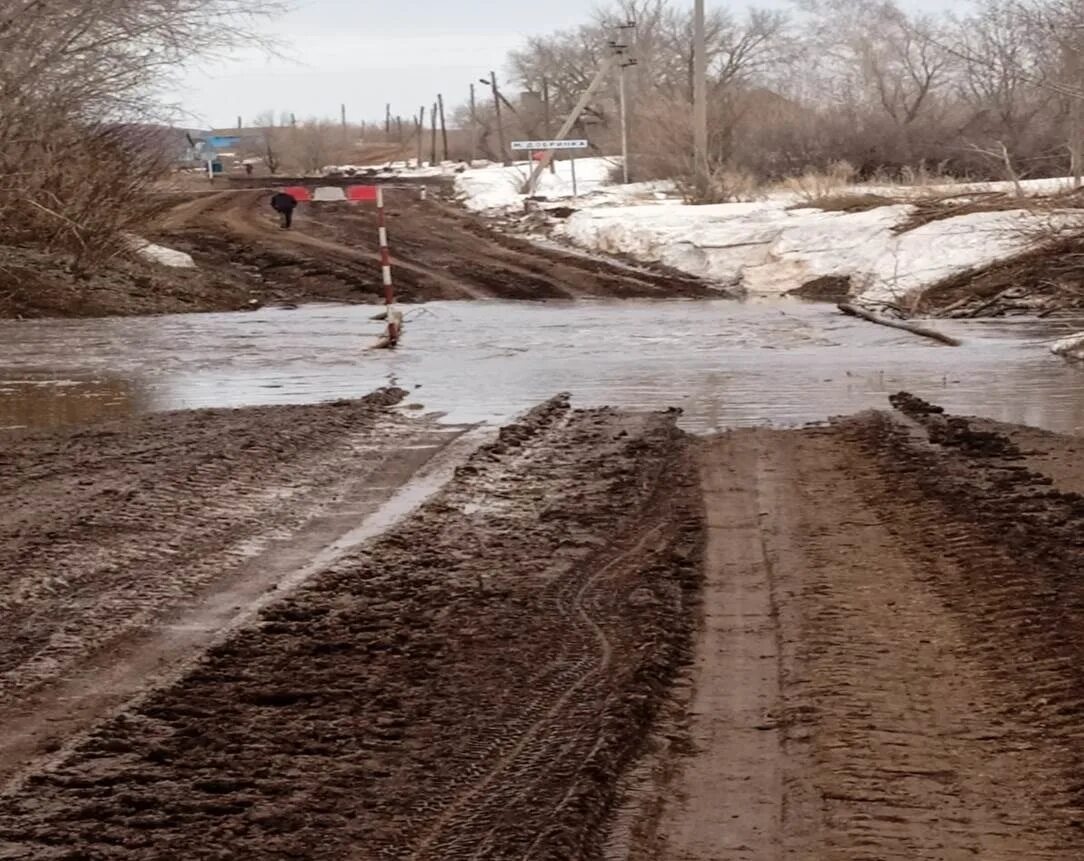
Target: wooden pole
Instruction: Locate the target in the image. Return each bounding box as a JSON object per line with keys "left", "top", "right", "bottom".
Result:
{"left": 417, "top": 106, "right": 425, "bottom": 167}
{"left": 490, "top": 72, "right": 508, "bottom": 165}
{"left": 438, "top": 93, "right": 449, "bottom": 162}
{"left": 543, "top": 76, "right": 555, "bottom": 174}
{"left": 693, "top": 0, "right": 708, "bottom": 183}
{"left": 430, "top": 101, "right": 438, "bottom": 166}
{"left": 385, "top": 103, "right": 392, "bottom": 137}
{"left": 469, "top": 83, "right": 479, "bottom": 164}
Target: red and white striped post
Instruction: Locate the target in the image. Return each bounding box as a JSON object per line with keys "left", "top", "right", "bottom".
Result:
{"left": 285, "top": 183, "right": 401, "bottom": 347}
{"left": 375, "top": 186, "right": 399, "bottom": 346}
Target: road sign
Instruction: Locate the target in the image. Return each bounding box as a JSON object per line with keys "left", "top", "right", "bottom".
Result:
{"left": 511, "top": 140, "right": 589, "bottom": 151}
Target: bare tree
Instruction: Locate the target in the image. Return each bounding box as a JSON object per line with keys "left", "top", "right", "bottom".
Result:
{"left": 0, "top": 0, "right": 282, "bottom": 263}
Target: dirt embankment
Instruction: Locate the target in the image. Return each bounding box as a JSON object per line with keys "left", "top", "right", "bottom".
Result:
{"left": 0, "top": 186, "right": 717, "bottom": 319}
{"left": 0, "top": 396, "right": 704, "bottom": 859}
{"left": 917, "top": 235, "right": 1084, "bottom": 318}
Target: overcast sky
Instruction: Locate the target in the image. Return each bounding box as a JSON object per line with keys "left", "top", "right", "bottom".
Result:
{"left": 169, "top": 0, "right": 958, "bottom": 129}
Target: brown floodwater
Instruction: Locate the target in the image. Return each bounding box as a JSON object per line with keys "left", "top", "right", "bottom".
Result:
{"left": 2, "top": 299, "right": 1083, "bottom": 435}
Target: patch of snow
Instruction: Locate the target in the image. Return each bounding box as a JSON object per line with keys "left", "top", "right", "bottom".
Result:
{"left": 455, "top": 157, "right": 673, "bottom": 213}
{"left": 126, "top": 236, "right": 196, "bottom": 269}
{"left": 1052, "top": 331, "right": 1084, "bottom": 359}
{"left": 555, "top": 200, "right": 1082, "bottom": 304}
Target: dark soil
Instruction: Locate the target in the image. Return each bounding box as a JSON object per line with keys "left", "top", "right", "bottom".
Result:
{"left": 916, "top": 235, "right": 1084, "bottom": 317}
{"left": 0, "top": 396, "right": 704, "bottom": 859}
{"left": 0, "top": 185, "right": 718, "bottom": 319}
{"left": 787, "top": 275, "right": 853, "bottom": 302}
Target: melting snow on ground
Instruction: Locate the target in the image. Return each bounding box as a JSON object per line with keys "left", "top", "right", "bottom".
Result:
{"left": 126, "top": 236, "right": 197, "bottom": 269}
{"left": 452, "top": 158, "right": 1083, "bottom": 306}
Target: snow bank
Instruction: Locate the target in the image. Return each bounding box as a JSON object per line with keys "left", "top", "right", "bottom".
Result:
{"left": 126, "top": 236, "right": 196, "bottom": 269}
{"left": 453, "top": 160, "right": 1084, "bottom": 304}
{"left": 1052, "top": 332, "right": 1084, "bottom": 360}
{"left": 456, "top": 158, "right": 672, "bottom": 213}
{"left": 554, "top": 201, "right": 1066, "bottom": 304}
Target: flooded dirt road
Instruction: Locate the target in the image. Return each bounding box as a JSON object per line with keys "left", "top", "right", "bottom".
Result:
{"left": 3, "top": 299, "right": 1084, "bottom": 435}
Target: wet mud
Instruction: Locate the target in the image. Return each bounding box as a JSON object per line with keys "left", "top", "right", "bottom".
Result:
{"left": 0, "top": 396, "right": 704, "bottom": 859}
{"left": 628, "top": 397, "right": 1084, "bottom": 859}
{"left": 3, "top": 392, "right": 1084, "bottom": 858}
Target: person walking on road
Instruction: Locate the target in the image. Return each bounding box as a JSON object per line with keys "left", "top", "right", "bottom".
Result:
{"left": 270, "top": 191, "right": 298, "bottom": 229}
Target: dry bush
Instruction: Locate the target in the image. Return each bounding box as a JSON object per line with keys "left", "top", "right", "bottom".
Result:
{"left": 674, "top": 166, "right": 761, "bottom": 204}
{"left": 782, "top": 161, "right": 857, "bottom": 201}
{"left": 0, "top": 122, "right": 174, "bottom": 268}
{"left": 790, "top": 192, "right": 896, "bottom": 212}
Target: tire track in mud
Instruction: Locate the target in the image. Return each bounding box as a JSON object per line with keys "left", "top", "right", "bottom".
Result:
{"left": 839, "top": 396, "right": 1084, "bottom": 824}
{"left": 152, "top": 188, "right": 718, "bottom": 306}
{"left": 629, "top": 405, "right": 1082, "bottom": 860}
{"left": 0, "top": 397, "right": 704, "bottom": 860}
{"left": 0, "top": 389, "right": 486, "bottom": 785}
{"left": 414, "top": 522, "right": 666, "bottom": 860}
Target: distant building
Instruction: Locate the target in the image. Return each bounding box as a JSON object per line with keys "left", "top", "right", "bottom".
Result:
{"left": 206, "top": 128, "right": 268, "bottom": 158}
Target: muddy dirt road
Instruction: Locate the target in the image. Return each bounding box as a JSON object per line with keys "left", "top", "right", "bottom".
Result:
{"left": 0, "top": 389, "right": 485, "bottom": 786}
{"left": 155, "top": 187, "right": 715, "bottom": 307}
{"left": 2, "top": 186, "right": 715, "bottom": 319}
{"left": 2, "top": 393, "right": 1083, "bottom": 858}
{"left": 0, "top": 395, "right": 703, "bottom": 858}
{"left": 625, "top": 398, "right": 1084, "bottom": 860}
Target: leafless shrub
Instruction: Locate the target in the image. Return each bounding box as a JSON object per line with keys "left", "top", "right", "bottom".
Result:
{"left": 0, "top": 0, "right": 281, "bottom": 262}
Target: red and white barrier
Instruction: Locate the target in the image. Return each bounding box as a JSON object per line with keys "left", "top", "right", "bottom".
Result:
{"left": 278, "top": 183, "right": 399, "bottom": 348}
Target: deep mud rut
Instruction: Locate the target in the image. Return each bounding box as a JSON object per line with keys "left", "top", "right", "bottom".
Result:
{"left": 153, "top": 187, "right": 716, "bottom": 310}
{"left": 2, "top": 393, "right": 1084, "bottom": 859}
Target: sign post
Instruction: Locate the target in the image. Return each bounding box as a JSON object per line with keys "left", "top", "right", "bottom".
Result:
{"left": 511, "top": 140, "right": 589, "bottom": 196}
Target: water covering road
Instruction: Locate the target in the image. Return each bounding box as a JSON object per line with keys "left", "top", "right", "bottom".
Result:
{"left": 2, "top": 299, "right": 1083, "bottom": 434}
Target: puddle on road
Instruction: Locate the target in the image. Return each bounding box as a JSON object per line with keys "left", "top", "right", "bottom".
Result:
{"left": 1, "top": 299, "right": 1083, "bottom": 435}
{"left": 0, "top": 377, "right": 148, "bottom": 432}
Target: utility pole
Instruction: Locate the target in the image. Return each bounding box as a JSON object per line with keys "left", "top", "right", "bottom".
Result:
{"left": 1071, "top": 44, "right": 1084, "bottom": 189}
{"left": 613, "top": 21, "right": 637, "bottom": 184}
{"left": 542, "top": 76, "right": 555, "bottom": 174}
{"left": 469, "top": 83, "right": 479, "bottom": 164}
{"left": 237, "top": 115, "right": 243, "bottom": 130}
{"left": 430, "top": 100, "right": 438, "bottom": 166}
{"left": 524, "top": 52, "right": 622, "bottom": 193}
{"left": 385, "top": 103, "right": 392, "bottom": 137}
{"left": 396, "top": 115, "right": 403, "bottom": 143}
{"left": 488, "top": 72, "right": 508, "bottom": 165}
{"left": 438, "top": 93, "right": 449, "bottom": 162}
{"left": 693, "top": 0, "right": 709, "bottom": 186}
{"left": 417, "top": 106, "right": 425, "bottom": 167}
